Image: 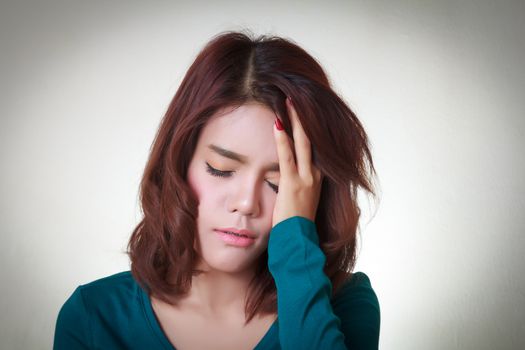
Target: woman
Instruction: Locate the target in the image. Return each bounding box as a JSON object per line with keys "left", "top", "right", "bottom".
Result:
{"left": 54, "top": 30, "right": 380, "bottom": 350}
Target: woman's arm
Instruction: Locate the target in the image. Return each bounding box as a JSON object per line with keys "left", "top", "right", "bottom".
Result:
{"left": 268, "top": 215, "right": 380, "bottom": 350}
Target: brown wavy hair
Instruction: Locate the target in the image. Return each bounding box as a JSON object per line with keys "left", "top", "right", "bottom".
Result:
{"left": 127, "top": 29, "right": 379, "bottom": 324}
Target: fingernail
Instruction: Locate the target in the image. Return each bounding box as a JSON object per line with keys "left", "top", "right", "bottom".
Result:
{"left": 287, "top": 96, "right": 293, "bottom": 106}
{"left": 275, "top": 118, "right": 284, "bottom": 130}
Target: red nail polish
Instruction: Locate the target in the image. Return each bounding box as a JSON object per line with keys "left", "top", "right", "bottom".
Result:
{"left": 275, "top": 118, "right": 284, "bottom": 130}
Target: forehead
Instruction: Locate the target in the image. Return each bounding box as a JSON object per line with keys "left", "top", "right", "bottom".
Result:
{"left": 196, "top": 103, "right": 278, "bottom": 162}
{"left": 204, "top": 102, "right": 275, "bottom": 132}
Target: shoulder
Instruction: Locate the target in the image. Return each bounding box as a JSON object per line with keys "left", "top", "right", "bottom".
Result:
{"left": 58, "top": 270, "right": 141, "bottom": 318}
{"left": 55, "top": 270, "right": 141, "bottom": 348}
{"left": 76, "top": 270, "right": 138, "bottom": 297}
{"left": 74, "top": 270, "right": 142, "bottom": 309}
{"left": 333, "top": 271, "right": 379, "bottom": 302}
{"left": 332, "top": 271, "right": 381, "bottom": 348}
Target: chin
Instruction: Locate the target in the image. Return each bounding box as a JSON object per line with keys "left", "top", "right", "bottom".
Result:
{"left": 204, "top": 255, "right": 260, "bottom": 274}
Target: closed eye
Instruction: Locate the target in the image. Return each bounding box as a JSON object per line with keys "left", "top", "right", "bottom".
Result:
{"left": 205, "top": 162, "right": 279, "bottom": 193}
{"left": 205, "top": 162, "right": 232, "bottom": 178}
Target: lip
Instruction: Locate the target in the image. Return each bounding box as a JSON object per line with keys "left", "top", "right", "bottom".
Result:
{"left": 216, "top": 227, "right": 257, "bottom": 239}
{"left": 214, "top": 230, "right": 256, "bottom": 247}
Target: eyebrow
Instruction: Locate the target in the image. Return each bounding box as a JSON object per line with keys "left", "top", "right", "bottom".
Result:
{"left": 207, "top": 144, "right": 280, "bottom": 172}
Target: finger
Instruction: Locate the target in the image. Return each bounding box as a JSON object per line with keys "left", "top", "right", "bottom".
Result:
{"left": 273, "top": 117, "right": 297, "bottom": 179}
{"left": 286, "top": 97, "right": 312, "bottom": 178}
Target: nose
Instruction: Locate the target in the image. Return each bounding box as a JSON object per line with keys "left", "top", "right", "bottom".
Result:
{"left": 227, "top": 176, "right": 261, "bottom": 217}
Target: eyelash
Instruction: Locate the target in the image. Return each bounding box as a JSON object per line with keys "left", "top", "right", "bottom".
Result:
{"left": 205, "top": 162, "right": 279, "bottom": 193}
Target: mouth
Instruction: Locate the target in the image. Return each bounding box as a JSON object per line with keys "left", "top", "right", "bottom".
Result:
{"left": 215, "top": 227, "right": 257, "bottom": 239}
{"left": 220, "top": 230, "right": 250, "bottom": 238}
{"left": 214, "top": 229, "right": 256, "bottom": 247}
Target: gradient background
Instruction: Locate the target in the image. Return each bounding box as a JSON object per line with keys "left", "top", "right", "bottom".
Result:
{"left": 1, "top": 0, "right": 524, "bottom": 349}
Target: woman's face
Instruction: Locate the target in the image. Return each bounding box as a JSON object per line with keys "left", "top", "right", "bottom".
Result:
{"left": 186, "top": 102, "right": 280, "bottom": 274}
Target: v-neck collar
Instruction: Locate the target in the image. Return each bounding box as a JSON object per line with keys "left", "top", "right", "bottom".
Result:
{"left": 138, "top": 284, "right": 279, "bottom": 349}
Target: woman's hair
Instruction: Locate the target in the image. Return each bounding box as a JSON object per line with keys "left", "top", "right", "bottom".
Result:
{"left": 127, "top": 29, "right": 378, "bottom": 324}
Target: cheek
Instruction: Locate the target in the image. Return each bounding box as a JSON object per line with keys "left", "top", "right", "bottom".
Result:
{"left": 187, "top": 166, "right": 211, "bottom": 200}
{"left": 188, "top": 170, "right": 223, "bottom": 213}
{"left": 266, "top": 193, "right": 278, "bottom": 211}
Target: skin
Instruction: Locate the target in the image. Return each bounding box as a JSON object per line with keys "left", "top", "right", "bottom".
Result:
{"left": 150, "top": 98, "right": 323, "bottom": 349}
{"left": 272, "top": 97, "right": 323, "bottom": 226}
{"left": 184, "top": 101, "right": 283, "bottom": 316}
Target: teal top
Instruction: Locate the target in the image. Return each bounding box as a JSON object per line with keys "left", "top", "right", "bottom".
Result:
{"left": 54, "top": 216, "right": 380, "bottom": 349}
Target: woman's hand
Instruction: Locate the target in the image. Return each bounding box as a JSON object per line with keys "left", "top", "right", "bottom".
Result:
{"left": 272, "top": 96, "right": 323, "bottom": 227}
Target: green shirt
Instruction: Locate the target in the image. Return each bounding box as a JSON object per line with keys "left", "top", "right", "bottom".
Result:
{"left": 54, "top": 216, "right": 380, "bottom": 349}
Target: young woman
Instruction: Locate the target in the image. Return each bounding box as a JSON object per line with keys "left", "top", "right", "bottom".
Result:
{"left": 54, "top": 30, "right": 380, "bottom": 350}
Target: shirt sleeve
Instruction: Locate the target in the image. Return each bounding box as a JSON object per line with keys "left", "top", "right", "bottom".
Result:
{"left": 53, "top": 286, "right": 93, "bottom": 350}
{"left": 332, "top": 272, "right": 381, "bottom": 349}
{"left": 267, "top": 215, "right": 379, "bottom": 350}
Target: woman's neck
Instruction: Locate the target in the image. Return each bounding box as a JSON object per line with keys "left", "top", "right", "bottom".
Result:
{"left": 183, "top": 263, "right": 257, "bottom": 319}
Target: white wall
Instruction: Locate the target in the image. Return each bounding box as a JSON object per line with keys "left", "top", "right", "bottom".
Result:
{"left": 1, "top": 1, "right": 524, "bottom": 349}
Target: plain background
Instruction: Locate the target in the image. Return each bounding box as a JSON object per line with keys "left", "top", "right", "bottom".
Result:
{"left": 1, "top": 0, "right": 524, "bottom": 349}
